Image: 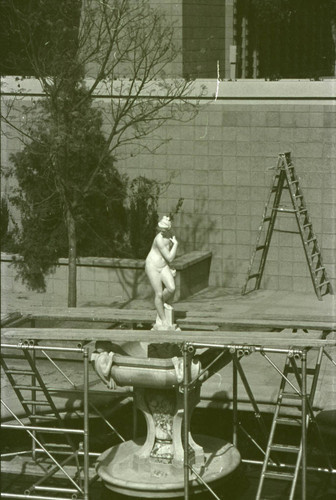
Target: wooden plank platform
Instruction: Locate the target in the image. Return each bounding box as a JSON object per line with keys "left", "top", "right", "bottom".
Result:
{"left": 2, "top": 307, "right": 157, "bottom": 323}
{"left": 3, "top": 306, "right": 335, "bottom": 332}
{"left": 2, "top": 327, "right": 336, "bottom": 348}
{"left": 177, "top": 316, "right": 336, "bottom": 332}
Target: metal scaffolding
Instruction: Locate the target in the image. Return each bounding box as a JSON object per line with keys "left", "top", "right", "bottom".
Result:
{"left": 0, "top": 340, "right": 126, "bottom": 500}
{"left": 182, "top": 340, "right": 336, "bottom": 500}
{"left": 1, "top": 324, "right": 335, "bottom": 500}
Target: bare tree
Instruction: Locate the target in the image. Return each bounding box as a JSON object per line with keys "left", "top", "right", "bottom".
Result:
{"left": 1, "top": 0, "right": 202, "bottom": 306}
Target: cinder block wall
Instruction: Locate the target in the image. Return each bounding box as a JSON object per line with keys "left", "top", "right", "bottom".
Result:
{"left": 116, "top": 87, "right": 336, "bottom": 293}
{"left": 2, "top": 79, "right": 335, "bottom": 295}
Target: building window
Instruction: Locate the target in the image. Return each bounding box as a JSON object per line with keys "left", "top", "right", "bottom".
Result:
{"left": 182, "top": 0, "right": 227, "bottom": 79}
{"left": 236, "top": 0, "right": 335, "bottom": 79}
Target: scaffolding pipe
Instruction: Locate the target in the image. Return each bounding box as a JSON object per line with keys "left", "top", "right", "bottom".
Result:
{"left": 2, "top": 344, "right": 83, "bottom": 353}
{"left": 83, "top": 348, "right": 90, "bottom": 500}
{"left": 189, "top": 465, "right": 221, "bottom": 500}
{"left": 42, "top": 350, "right": 77, "bottom": 387}
{"left": 242, "top": 458, "right": 336, "bottom": 474}
{"left": 232, "top": 356, "right": 269, "bottom": 439}
{"left": 1, "top": 494, "right": 80, "bottom": 500}
{"left": 31, "top": 348, "right": 37, "bottom": 460}
{"left": 1, "top": 424, "right": 84, "bottom": 434}
{"left": 260, "top": 351, "right": 302, "bottom": 395}
{"left": 31, "top": 486, "right": 78, "bottom": 493}
{"left": 301, "top": 350, "right": 307, "bottom": 500}
{"left": 183, "top": 343, "right": 190, "bottom": 500}
{"left": 187, "top": 343, "right": 303, "bottom": 356}
{"left": 324, "top": 349, "right": 336, "bottom": 367}
{"left": 232, "top": 352, "right": 238, "bottom": 448}
{"left": 33, "top": 448, "right": 100, "bottom": 457}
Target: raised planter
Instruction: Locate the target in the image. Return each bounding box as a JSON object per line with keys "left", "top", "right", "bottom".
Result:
{"left": 1, "top": 251, "right": 212, "bottom": 304}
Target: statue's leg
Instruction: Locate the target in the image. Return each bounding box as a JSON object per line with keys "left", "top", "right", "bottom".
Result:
{"left": 145, "top": 265, "right": 166, "bottom": 323}
{"left": 161, "top": 266, "right": 176, "bottom": 305}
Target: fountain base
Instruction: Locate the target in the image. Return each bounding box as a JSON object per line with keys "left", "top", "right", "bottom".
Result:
{"left": 97, "top": 434, "right": 241, "bottom": 498}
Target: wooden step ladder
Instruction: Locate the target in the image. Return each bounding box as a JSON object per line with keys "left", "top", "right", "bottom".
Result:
{"left": 256, "top": 347, "right": 331, "bottom": 500}
{"left": 242, "top": 152, "right": 333, "bottom": 300}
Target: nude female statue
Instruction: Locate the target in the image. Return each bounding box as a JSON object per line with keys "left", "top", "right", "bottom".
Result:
{"left": 145, "top": 216, "right": 178, "bottom": 326}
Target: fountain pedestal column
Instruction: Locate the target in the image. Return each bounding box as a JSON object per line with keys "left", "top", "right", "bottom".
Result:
{"left": 132, "top": 385, "right": 204, "bottom": 474}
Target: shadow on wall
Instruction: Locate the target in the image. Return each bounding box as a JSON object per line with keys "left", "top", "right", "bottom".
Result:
{"left": 115, "top": 265, "right": 150, "bottom": 308}
{"left": 222, "top": 259, "right": 236, "bottom": 288}
{"left": 178, "top": 206, "right": 216, "bottom": 255}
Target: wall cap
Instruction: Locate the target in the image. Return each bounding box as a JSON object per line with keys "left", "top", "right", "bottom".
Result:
{"left": 1, "top": 250, "right": 212, "bottom": 271}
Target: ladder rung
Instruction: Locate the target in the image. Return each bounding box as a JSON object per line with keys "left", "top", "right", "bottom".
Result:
{"left": 314, "top": 267, "right": 325, "bottom": 273}
{"left": 299, "top": 208, "right": 308, "bottom": 213}
{"left": 22, "top": 400, "right": 51, "bottom": 406}
{"left": 307, "top": 237, "right": 317, "bottom": 243}
{"left": 287, "top": 367, "right": 316, "bottom": 375}
{"left": 0, "top": 353, "right": 26, "bottom": 359}
{"left": 264, "top": 471, "right": 294, "bottom": 481}
{"left": 256, "top": 245, "right": 266, "bottom": 250}
{"left": 303, "top": 223, "right": 312, "bottom": 228}
{"left": 273, "top": 208, "right": 296, "bottom": 213}
{"left": 248, "top": 273, "right": 260, "bottom": 279}
{"left": 276, "top": 417, "right": 301, "bottom": 427}
{"left": 5, "top": 369, "right": 35, "bottom": 376}
{"left": 264, "top": 217, "right": 272, "bottom": 222}
{"left": 291, "top": 180, "right": 299, "bottom": 184}
{"left": 317, "top": 281, "right": 330, "bottom": 289}
{"left": 270, "top": 444, "right": 300, "bottom": 453}
{"left": 29, "top": 415, "right": 58, "bottom": 421}
{"left": 294, "top": 194, "right": 303, "bottom": 198}
{"left": 281, "top": 392, "right": 301, "bottom": 400}
{"left": 311, "top": 252, "right": 320, "bottom": 258}
{"left": 14, "top": 385, "right": 43, "bottom": 390}
{"left": 43, "top": 443, "right": 73, "bottom": 449}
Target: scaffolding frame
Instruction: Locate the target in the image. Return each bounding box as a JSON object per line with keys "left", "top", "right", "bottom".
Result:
{"left": 0, "top": 340, "right": 126, "bottom": 500}
{"left": 1, "top": 330, "right": 335, "bottom": 500}
{"left": 182, "top": 341, "right": 336, "bottom": 500}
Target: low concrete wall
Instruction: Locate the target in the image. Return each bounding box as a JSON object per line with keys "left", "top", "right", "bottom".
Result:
{"left": 1, "top": 251, "right": 212, "bottom": 305}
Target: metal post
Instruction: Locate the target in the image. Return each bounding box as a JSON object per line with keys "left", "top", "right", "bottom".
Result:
{"left": 31, "top": 348, "right": 37, "bottom": 460}
{"left": 132, "top": 397, "right": 138, "bottom": 440}
{"left": 83, "top": 348, "right": 90, "bottom": 500}
{"left": 301, "top": 350, "right": 307, "bottom": 500}
{"left": 241, "top": 16, "right": 248, "bottom": 78}
{"left": 232, "top": 351, "right": 238, "bottom": 448}
{"left": 183, "top": 343, "right": 190, "bottom": 500}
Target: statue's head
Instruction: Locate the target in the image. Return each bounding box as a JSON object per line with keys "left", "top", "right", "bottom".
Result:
{"left": 157, "top": 215, "right": 172, "bottom": 237}
{"left": 158, "top": 215, "right": 171, "bottom": 230}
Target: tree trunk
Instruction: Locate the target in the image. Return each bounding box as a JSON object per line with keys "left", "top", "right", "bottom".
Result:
{"left": 67, "top": 208, "right": 77, "bottom": 307}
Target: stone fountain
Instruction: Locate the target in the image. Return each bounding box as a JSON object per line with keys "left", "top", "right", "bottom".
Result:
{"left": 91, "top": 314, "right": 240, "bottom": 497}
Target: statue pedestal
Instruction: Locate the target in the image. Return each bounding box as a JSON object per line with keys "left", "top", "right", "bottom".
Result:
{"left": 152, "top": 303, "right": 180, "bottom": 331}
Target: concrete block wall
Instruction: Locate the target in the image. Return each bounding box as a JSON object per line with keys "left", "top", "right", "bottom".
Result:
{"left": 116, "top": 83, "right": 336, "bottom": 294}
{"left": 1, "top": 78, "right": 335, "bottom": 296}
